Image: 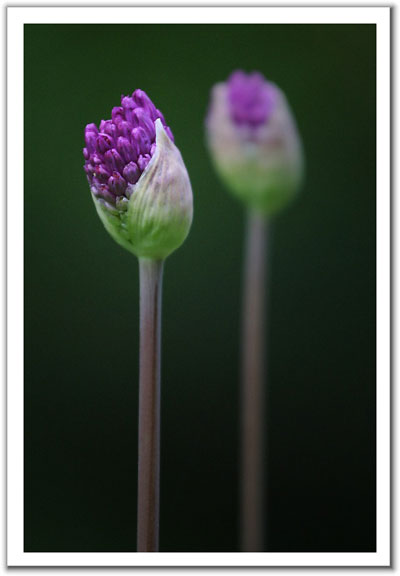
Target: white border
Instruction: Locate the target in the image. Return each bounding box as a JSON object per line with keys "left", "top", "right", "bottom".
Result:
{"left": 7, "top": 6, "right": 390, "bottom": 567}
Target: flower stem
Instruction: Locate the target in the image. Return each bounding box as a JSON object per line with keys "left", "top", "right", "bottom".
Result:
{"left": 137, "top": 258, "right": 164, "bottom": 552}
{"left": 241, "top": 211, "right": 268, "bottom": 552}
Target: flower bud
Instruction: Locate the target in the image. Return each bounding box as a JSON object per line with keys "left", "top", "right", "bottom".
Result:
{"left": 123, "top": 162, "right": 140, "bottom": 185}
{"left": 206, "top": 70, "right": 304, "bottom": 215}
{"left": 83, "top": 90, "right": 193, "bottom": 260}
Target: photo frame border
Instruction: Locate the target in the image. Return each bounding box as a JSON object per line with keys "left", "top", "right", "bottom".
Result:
{"left": 6, "top": 4, "right": 391, "bottom": 567}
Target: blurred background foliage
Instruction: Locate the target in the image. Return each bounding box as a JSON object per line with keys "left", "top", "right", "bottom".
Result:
{"left": 24, "top": 24, "right": 376, "bottom": 552}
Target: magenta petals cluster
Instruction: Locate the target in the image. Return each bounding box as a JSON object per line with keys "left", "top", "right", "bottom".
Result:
{"left": 227, "top": 70, "right": 276, "bottom": 130}
{"left": 83, "top": 90, "right": 174, "bottom": 211}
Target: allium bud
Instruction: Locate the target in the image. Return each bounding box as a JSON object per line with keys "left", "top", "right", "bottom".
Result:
{"left": 83, "top": 90, "right": 193, "bottom": 260}
{"left": 206, "top": 70, "right": 304, "bottom": 215}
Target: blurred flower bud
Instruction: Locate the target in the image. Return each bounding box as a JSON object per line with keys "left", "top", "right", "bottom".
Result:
{"left": 83, "top": 90, "right": 193, "bottom": 260}
{"left": 206, "top": 70, "right": 304, "bottom": 215}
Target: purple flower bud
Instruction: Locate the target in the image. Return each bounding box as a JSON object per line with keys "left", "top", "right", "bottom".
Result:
{"left": 227, "top": 70, "right": 276, "bottom": 128}
{"left": 112, "top": 106, "right": 125, "bottom": 124}
{"left": 90, "top": 153, "right": 103, "bottom": 165}
{"left": 94, "top": 164, "right": 111, "bottom": 183}
{"left": 121, "top": 95, "right": 136, "bottom": 110}
{"left": 93, "top": 184, "right": 117, "bottom": 205}
{"left": 85, "top": 123, "right": 98, "bottom": 134}
{"left": 123, "top": 162, "right": 140, "bottom": 184}
{"left": 96, "top": 133, "right": 114, "bottom": 154}
{"left": 206, "top": 69, "right": 304, "bottom": 215}
{"left": 131, "top": 108, "right": 156, "bottom": 141}
{"left": 121, "top": 96, "right": 137, "bottom": 123}
{"left": 131, "top": 127, "right": 150, "bottom": 156}
{"left": 117, "top": 136, "right": 137, "bottom": 163}
{"left": 84, "top": 164, "right": 94, "bottom": 183}
{"left": 137, "top": 154, "right": 151, "bottom": 172}
{"left": 83, "top": 89, "right": 178, "bottom": 225}
{"left": 117, "top": 121, "right": 132, "bottom": 138}
{"left": 85, "top": 131, "right": 97, "bottom": 153}
{"left": 108, "top": 172, "right": 127, "bottom": 196}
{"left": 104, "top": 149, "right": 125, "bottom": 173}
{"left": 100, "top": 120, "right": 118, "bottom": 139}
{"left": 132, "top": 89, "right": 158, "bottom": 119}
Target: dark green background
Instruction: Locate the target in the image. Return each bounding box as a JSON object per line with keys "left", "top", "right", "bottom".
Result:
{"left": 24, "top": 24, "right": 376, "bottom": 552}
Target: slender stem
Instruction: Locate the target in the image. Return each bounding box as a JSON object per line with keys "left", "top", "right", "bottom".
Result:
{"left": 241, "top": 211, "right": 268, "bottom": 552}
{"left": 137, "top": 258, "right": 164, "bottom": 552}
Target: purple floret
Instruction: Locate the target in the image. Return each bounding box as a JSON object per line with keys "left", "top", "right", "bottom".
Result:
{"left": 83, "top": 90, "right": 174, "bottom": 207}
{"left": 227, "top": 70, "right": 276, "bottom": 129}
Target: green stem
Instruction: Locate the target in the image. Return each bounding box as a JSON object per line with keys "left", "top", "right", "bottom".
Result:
{"left": 137, "top": 258, "right": 164, "bottom": 552}
{"left": 241, "top": 211, "right": 268, "bottom": 552}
